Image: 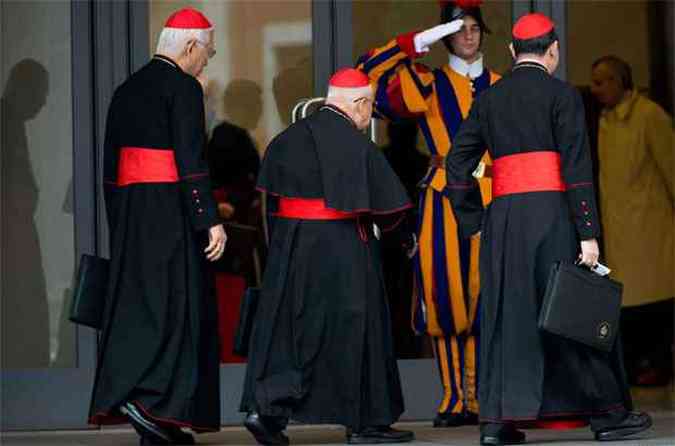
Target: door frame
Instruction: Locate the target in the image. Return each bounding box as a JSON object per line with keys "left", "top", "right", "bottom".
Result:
{"left": 1, "top": 0, "right": 97, "bottom": 430}
{"left": 0, "top": 0, "right": 150, "bottom": 431}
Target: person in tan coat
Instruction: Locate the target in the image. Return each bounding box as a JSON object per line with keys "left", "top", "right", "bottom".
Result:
{"left": 591, "top": 55, "right": 674, "bottom": 386}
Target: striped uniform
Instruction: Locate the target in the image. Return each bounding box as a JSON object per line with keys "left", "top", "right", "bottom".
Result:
{"left": 357, "top": 32, "right": 499, "bottom": 417}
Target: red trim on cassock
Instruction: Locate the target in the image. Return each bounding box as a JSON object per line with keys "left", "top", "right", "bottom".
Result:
{"left": 479, "top": 403, "right": 626, "bottom": 424}
{"left": 117, "top": 147, "right": 179, "bottom": 186}
{"left": 89, "top": 400, "right": 218, "bottom": 433}
{"left": 275, "top": 198, "right": 359, "bottom": 220}
{"left": 492, "top": 151, "right": 566, "bottom": 198}
{"left": 534, "top": 420, "right": 589, "bottom": 429}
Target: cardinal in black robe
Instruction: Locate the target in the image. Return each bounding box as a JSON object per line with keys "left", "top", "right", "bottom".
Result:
{"left": 88, "top": 8, "right": 227, "bottom": 446}
{"left": 444, "top": 13, "right": 652, "bottom": 446}
{"left": 240, "top": 69, "right": 415, "bottom": 445}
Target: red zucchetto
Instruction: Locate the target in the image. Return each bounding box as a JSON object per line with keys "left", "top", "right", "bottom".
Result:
{"left": 329, "top": 68, "right": 370, "bottom": 88}
{"left": 164, "top": 8, "right": 213, "bottom": 29}
{"left": 512, "top": 13, "right": 555, "bottom": 40}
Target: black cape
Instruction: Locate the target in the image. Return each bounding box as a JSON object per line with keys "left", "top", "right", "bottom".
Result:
{"left": 445, "top": 63, "right": 632, "bottom": 423}
{"left": 240, "top": 106, "right": 411, "bottom": 430}
{"left": 89, "top": 56, "right": 221, "bottom": 432}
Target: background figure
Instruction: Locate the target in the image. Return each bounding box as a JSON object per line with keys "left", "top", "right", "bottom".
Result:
{"left": 591, "top": 55, "right": 674, "bottom": 386}
{"left": 272, "top": 57, "right": 313, "bottom": 127}
{"left": 381, "top": 120, "right": 429, "bottom": 359}
{"left": 208, "top": 79, "right": 262, "bottom": 231}
{"left": 207, "top": 79, "right": 265, "bottom": 364}
{"left": 1, "top": 59, "right": 51, "bottom": 368}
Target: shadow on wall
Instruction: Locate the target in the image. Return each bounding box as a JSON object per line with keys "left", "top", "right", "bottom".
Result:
{"left": 1, "top": 58, "right": 51, "bottom": 368}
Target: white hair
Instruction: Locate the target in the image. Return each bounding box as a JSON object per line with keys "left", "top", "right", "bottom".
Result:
{"left": 155, "top": 27, "right": 211, "bottom": 57}
{"left": 325, "top": 84, "right": 373, "bottom": 102}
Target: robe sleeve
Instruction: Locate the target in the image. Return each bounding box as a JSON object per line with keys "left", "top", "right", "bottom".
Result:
{"left": 444, "top": 99, "right": 486, "bottom": 238}
{"left": 171, "top": 77, "right": 220, "bottom": 232}
{"left": 646, "top": 103, "right": 674, "bottom": 203}
{"left": 554, "top": 86, "right": 601, "bottom": 240}
{"left": 355, "top": 32, "right": 436, "bottom": 120}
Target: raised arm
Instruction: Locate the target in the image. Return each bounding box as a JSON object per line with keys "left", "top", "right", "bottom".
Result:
{"left": 356, "top": 20, "right": 463, "bottom": 120}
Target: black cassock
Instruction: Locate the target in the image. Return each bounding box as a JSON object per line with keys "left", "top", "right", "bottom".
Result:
{"left": 240, "top": 106, "right": 411, "bottom": 430}
{"left": 89, "top": 56, "right": 221, "bottom": 432}
{"left": 445, "top": 62, "right": 632, "bottom": 424}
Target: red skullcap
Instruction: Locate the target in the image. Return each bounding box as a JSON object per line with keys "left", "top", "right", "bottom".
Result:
{"left": 439, "top": 0, "right": 483, "bottom": 10}
{"left": 512, "top": 13, "right": 555, "bottom": 40}
{"left": 329, "top": 68, "right": 370, "bottom": 88}
{"left": 164, "top": 8, "right": 213, "bottom": 29}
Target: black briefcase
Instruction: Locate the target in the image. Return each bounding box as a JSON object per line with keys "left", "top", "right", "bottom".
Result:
{"left": 69, "top": 254, "right": 110, "bottom": 329}
{"left": 538, "top": 261, "right": 623, "bottom": 352}
{"left": 233, "top": 287, "right": 260, "bottom": 357}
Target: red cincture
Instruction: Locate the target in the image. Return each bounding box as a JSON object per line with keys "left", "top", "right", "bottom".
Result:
{"left": 117, "top": 147, "right": 179, "bottom": 186}
{"left": 275, "top": 197, "right": 369, "bottom": 242}
{"left": 492, "top": 151, "right": 566, "bottom": 198}
{"left": 275, "top": 197, "right": 359, "bottom": 220}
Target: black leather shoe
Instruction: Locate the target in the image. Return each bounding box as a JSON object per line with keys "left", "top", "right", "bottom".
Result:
{"left": 166, "top": 425, "right": 196, "bottom": 445}
{"left": 433, "top": 412, "right": 465, "bottom": 428}
{"left": 141, "top": 428, "right": 195, "bottom": 445}
{"left": 594, "top": 412, "right": 652, "bottom": 441}
{"left": 433, "top": 411, "right": 479, "bottom": 428}
{"left": 480, "top": 427, "right": 526, "bottom": 445}
{"left": 463, "top": 412, "right": 479, "bottom": 426}
{"left": 244, "top": 412, "right": 290, "bottom": 445}
{"left": 346, "top": 426, "right": 415, "bottom": 444}
{"left": 121, "top": 402, "right": 171, "bottom": 444}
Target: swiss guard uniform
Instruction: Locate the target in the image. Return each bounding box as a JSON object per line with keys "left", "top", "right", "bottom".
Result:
{"left": 241, "top": 70, "right": 414, "bottom": 445}
{"left": 356, "top": 0, "right": 498, "bottom": 426}
{"left": 445, "top": 13, "right": 651, "bottom": 444}
{"left": 89, "top": 9, "right": 222, "bottom": 442}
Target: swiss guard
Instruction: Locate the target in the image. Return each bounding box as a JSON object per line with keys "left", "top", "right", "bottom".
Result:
{"left": 356, "top": 0, "right": 499, "bottom": 428}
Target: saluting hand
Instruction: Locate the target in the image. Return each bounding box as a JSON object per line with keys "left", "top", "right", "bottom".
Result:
{"left": 414, "top": 19, "right": 464, "bottom": 54}
{"left": 578, "top": 238, "right": 600, "bottom": 267}
{"left": 205, "top": 224, "right": 227, "bottom": 261}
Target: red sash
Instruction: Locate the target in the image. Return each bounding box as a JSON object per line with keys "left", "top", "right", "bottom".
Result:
{"left": 492, "top": 151, "right": 566, "bottom": 198}
{"left": 275, "top": 198, "right": 358, "bottom": 220}
{"left": 117, "top": 147, "right": 179, "bottom": 186}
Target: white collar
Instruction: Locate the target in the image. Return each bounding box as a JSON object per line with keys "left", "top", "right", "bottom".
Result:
{"left": 448, "top": 53, "right": 484, "bottom": 79}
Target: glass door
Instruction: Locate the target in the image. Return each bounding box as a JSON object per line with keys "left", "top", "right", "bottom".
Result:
{"left": 1, "top": 0, "right": 98, "bottom": 430}
{"left": 147, "top": 0, "right": 315, "bottom": 425}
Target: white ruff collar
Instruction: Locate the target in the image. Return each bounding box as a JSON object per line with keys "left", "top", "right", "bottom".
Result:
{"left": 448, "top": 53, "right": 484, "bottom": 79}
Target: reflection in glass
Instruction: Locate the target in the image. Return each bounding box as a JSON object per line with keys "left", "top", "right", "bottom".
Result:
{"left": 149, "top": 0, "right": 313, "bottom": 364}
{"left": 1, "top": 0, "right": 75, "bottom": 369}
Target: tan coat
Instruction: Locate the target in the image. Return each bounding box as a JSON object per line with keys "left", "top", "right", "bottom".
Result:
{"left": 598, "top": 91, "right": 674, "bottom": 307}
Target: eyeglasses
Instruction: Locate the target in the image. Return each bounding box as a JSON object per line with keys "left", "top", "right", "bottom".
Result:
{"left": 353, "top": 97, "right": 375, "bottom": 106}
{"left": 195, "top": 39, "right": 216, "bottom": 58}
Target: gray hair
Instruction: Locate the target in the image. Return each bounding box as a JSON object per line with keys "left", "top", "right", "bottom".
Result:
{"left": 326, "top": 84, "right": 373, "bottom": 102}
{"left": 155, "top": 27, "right": 211, "bottom": 57}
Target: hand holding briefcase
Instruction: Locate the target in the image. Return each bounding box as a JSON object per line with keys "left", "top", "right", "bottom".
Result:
{"left": 538, "top": 261, "right": 623, "bottom": 352}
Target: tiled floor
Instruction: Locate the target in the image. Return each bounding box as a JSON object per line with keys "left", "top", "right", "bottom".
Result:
{"left": 3, "top": 387, "right": 673, "bottom": 446}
